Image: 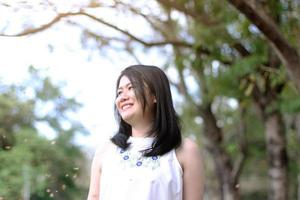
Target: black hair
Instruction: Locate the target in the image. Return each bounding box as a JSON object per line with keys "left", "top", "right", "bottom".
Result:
{"left": 111, "top": 65, "right": 182, "bottom": 156}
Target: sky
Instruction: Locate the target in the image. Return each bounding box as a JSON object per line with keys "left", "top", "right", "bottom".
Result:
{"left": 0, "top": 31, "right": 122, "bottom": 155}
{"left": 0, "top": 0, "right": 169, "bottom": 156}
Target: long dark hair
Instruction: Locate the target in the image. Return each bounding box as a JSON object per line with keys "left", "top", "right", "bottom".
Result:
{"left": 111, "top": 65, "right": 182, "bottom": 156}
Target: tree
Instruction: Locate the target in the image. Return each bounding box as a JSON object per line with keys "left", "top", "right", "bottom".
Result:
{"left": 1, "top": 1, "right": 300, "bottom": 199}
{"left": 0, "top": 67, "right": 88, "bottom": 200}
{"left": 226, "top": 0, "right": 300, "bottom": 92}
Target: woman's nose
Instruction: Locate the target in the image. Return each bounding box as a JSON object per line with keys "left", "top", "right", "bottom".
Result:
{"left": 118, "top": 92, "right": 129, "bottom": 102}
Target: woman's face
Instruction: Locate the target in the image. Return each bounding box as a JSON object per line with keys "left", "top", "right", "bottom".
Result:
{"left": 115, "top": 75, "right": 156, "bottom": 126}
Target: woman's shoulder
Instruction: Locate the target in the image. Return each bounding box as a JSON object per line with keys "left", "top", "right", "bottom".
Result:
{"left": 93, "top": 139, "right": 116, "bottom": 166}
{"left": 177, "top": 138, "right": 200, "bottom": 154}
{"left": 176, "top": 138, "right": 202, "bottom": 169}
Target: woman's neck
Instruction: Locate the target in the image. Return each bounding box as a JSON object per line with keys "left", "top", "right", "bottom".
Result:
{"left": 131, "top": 123, "right": 152, "bottom": 137}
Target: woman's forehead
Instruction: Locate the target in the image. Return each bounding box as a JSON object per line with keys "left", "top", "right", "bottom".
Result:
{"left": 118, "top": 76, "right": 131, "bottom": 87}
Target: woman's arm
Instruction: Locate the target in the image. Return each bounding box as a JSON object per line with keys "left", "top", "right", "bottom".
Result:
{"left": 177, "top": 138, "right": 204, "bottom": 200}
{"left": 87, "top": 147, "right": 103, "bottom": 200}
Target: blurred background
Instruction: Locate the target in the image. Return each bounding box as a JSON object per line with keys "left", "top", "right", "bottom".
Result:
{"left": 0, "top": 0, "right": 300, "bottom": 199}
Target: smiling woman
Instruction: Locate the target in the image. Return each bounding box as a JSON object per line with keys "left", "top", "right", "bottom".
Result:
{"left": 115, "top": 75, "right": 157, "bottom": 137}
{"left": 87, "top": 65, "right": 204, "bottom": 200}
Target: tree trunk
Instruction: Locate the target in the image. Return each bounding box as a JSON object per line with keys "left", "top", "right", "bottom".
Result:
{"left": 295, "top": 114, "right": 300, "bottom": 200}
{"left": 201, "top": 104, "right": 240, "bottom": 200}
{"left": 265, "top": 111, "right": 288, "bottom": 200}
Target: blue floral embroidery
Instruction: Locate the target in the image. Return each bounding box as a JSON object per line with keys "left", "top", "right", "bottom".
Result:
{"left": 152, "top": 156, "right": 158, "bottom": 160}
{"left": 120, "top": 149, "right": 125, "bottom": 154}
{"left": 118, "top": 147, "right": 160, "bottom": 170}
{"left": 123, "top": 155, "right": 129, "bottom": 160}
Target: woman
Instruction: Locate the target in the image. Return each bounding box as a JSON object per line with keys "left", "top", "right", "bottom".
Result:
{"left": 87, "top": 65, "right": 204, "bottom": 200}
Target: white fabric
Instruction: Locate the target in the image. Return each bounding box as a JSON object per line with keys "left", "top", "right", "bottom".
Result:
{"left": 99, "top": 136, "right": 183, "bottom": 200}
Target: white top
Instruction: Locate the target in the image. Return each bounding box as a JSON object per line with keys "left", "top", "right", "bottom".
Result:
{"left": 99, "top": 136, "right": 183, "bottom": 200}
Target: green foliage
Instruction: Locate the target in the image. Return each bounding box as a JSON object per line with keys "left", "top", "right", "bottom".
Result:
{"left": 0, "top": 86, "right": 35, "bottom": 149}
{"left": 180, "top": 103, "right": 202, "bottom": 138}
{"left": 0, "top": 129, "right": 49, "bottom": 199}
{"left": 206, "top": 55, "right": 266, "bottom": 99}
{"left": 2, "top": 0, "right": 300, "bottom": 198}
{"left": 0, "top": 67, "right": 88, "bottom": 200}
{"left": 242, "top": 191, "right": 268, "bottom": 200}
{"left": 279, "top": 82, "right": 300, "bottom": 113}
{"left": 0, "top": 128, "right": 87, "bottom": 200}
{"left": 163, "top": 0, "right": 300, "bottom": 197}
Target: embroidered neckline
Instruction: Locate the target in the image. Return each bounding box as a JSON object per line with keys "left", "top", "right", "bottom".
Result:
{"left": 117, "top": 137, "right": 160, "bottom": 170}
{"left": 118, "top": 147, "right": 160, "bottom": 170}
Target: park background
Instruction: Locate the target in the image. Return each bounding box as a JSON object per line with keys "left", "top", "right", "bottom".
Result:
{"left": 0, "top": 0, "right": 300, "bottom": 199}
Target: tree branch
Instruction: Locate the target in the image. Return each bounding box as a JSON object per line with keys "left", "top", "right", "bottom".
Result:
{"left": 227, "top": 0, "right": 300, "bottom": 92}
{"left": 232, "top": 106, "right": 247, "bottom": 185}
{"left": 115, "top": 1, "right": 168, "bottom": 37}
{"left": 177, "top": 65, "right": 199, "bottom": 108}
{"left": 232, "top": 42, "right": 250, "bottom": 57}
{"left": 0, "top": 11, "right": 193, "bottom": 48}
{"left": 0, "top": 13, "right": 71, "bottom": 37}
{"left": 157, "top": 0, "right": 218, "bottom": 26}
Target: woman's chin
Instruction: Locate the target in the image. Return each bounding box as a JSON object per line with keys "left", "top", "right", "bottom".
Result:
{"left": 121, "top": 115, "right": 133, "bottom": 124}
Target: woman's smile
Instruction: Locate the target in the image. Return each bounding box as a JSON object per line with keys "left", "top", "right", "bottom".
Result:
{"left": 121, "top": 102, "right": 134, "bottom": 111}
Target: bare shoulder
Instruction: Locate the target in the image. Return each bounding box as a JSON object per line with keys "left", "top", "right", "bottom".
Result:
{"left": 176, "top": 138, "right": 203, "bottom": 169}
{"left": 93, "top": 139, "right": 115, "bottom": 168}
{"left": 177, "top": 138, "right": 201, "bottom": 156}
{"left": 94, "top": 139, "right": 114, "bottom": 155}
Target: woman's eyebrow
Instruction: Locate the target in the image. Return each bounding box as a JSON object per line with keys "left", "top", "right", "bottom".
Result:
{"left": 117, "top": 82, "right": 132, "bottom": 90}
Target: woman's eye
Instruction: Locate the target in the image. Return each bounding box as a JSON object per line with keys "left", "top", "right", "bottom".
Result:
{"left": 117, "top": 91, "right": 122, "bottom": 96}
{"left": 128, "top": 85, "right": 134, "bottom": 90}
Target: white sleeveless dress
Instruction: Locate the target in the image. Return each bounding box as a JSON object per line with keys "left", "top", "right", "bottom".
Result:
{"left": 99, "top": 136, "right": 183, "bottom": 200}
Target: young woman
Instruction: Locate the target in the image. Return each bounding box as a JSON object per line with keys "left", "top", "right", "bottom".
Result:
{"left": 87, "top": 65, "right": 204, "bottom": 200}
